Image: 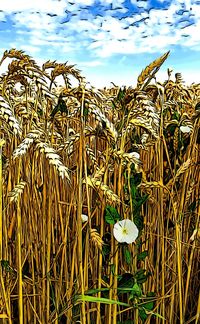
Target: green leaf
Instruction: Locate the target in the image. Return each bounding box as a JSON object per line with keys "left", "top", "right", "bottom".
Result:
{"left": 85, "top": 288, "right": 110, "bottom": 295}
{"left": 195, "top": 102, "right": 200, "bottom": 110}
{"left": 51, "top": 97, "right": 68, "bottom": 118}
{"left": 112, "top": 100, "right": 117, "bottom": 109}
{"left": 188, "top": 199, "right": 200, "bottom": 212}
{"left": 59, "top": 99, "right": 68, "bottom": 114}
{"left": 143, "top": 292, "right": 155, "bottom": 311}
{"left": 76, "top": 295, "right": 129, "bottom": 307}
{"left": 147, "top": 292, "right": 156, "bottom": 297}
{"left": 143, "top": 300, "right": 154, "bottom": 311}
{"left": 102, "top": 244, "right": 111, "bottom": 259}
{"left": 141, "top": 308, "right": 166, "bottom": 321}
{"left": 172, "top": 111, "right": 180, "bottom": 121}
{"left": 104, "top": 205, "right": 121, "bottom": 224}
{"left": 129, "top": 283, "right": 142, "bottom": 301}
{"left": 135, "top": 269, "right": 150, "bottom": 284}
{"left": 130, "top": 173, "right": 142, "bottom": 190}
{"left": 116, "top": 87, "right": 126, "bottom": 101}
{"left": 137, "top": 250, "right": 148, "bottom": 261}
{"left": 123, "top": 246, "right": 132, "bottom": 265}
{"left": 133, "top": 213, "right": 144, "bottom": 232}
{"left": 139, "top": 306, "right": 166, "bottom": 322}
{"left": 151, "top": 312, "right": 166, "bottom": 320}
{"left": 131, "top": 184, "right": 137, "bottom": 200}
{"left": 118, "top": 273, "right": 134, "bottom": 293}
{"left": 134, "top": 194, "right": 149, "bottom": 208}
{"left": 139, "top": 308, "right": 148, "bottom": 322}
{"left": 37, "top": 107, "right": 43, "bottom": 116}
{"left": 110, "top": 264, "right": 115, "bottom": 275}
{"left": 83, "top": 104, "right": 89, "bottom": 118}
{"left": 131, "top": 283, "right": 142, "bottom": 297}
{"left": 0, "top": 260, "right": 14, "bottom": 273}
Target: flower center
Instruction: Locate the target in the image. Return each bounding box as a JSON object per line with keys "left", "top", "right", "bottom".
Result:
{"left": 122, "top": 228, "right": 128, "bottom": 235}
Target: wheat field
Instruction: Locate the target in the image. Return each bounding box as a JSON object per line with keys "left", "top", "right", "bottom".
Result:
{"left": 0, "top": 49, "right": 199, "bottom": 324}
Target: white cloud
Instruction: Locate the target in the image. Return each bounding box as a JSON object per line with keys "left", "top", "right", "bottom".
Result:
{"left": 79, "top": 60, "right": 103, "bottom": 67}
{"left": 130, "top": 0, "right": 148, "bottom": 9}
{"left": 75, "top": 19, "right": 100, "bottom": 31}
{"left": 178, "top": 21, "right": 200, "bottom": 50}
{"left": 85, "top": 0, "right": 200, "bottom": 57}
{"left": 184, "top": 0, "right": 192, "bottom": 10}
{"left": 19, "top": 44, "right": 40, "bottom": 54}
{"left": 0, "top": 11, "right": 6, "bottom": 21}
{"left": 99, "top": 0, "right": 124, "bottom": 7}
{"left": 13, "top": 11, "right": 58, "bottom": 31}
{"left": 0, "top": 0, "right": 200, "bottom": 89}
{"left": 0, "top": 0, "right": 67, "bottom": 14}
{"left": 75, "top": 0, "right": 94, "bottom": 4}
{"left": 2, "top": 0, "right": 199, "bottom": 60}
{"left": 101, "top": 16, "right": 129, "bottom": 35}
{"left": 0, "top": 0, "right": 97, "bottom": 15}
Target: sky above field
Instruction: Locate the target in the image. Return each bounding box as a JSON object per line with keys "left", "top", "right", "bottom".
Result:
{"left": 0, "top": 0, "right": 200, "bottom": 88}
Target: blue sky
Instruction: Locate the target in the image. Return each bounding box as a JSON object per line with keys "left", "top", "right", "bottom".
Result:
{"left": 0, "top": 0, "right": 200, "bottom": 88}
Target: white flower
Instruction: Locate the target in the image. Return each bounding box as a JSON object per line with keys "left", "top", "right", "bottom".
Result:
{"left": 180, "top": 125, "right": 192, "bottom": 133}
{"left": 128, "top": 152, "right": 140, "bottom": 160}
{"left": 122, "top": 152, "right": 141, "bottom": 165}
{"left": 113, "top": 219, "right": 138, "bottom": 244}
{"left": 81, "top": 214, "right": 88, "bottom": 223}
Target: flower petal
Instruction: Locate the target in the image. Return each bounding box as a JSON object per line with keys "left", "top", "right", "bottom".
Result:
{"left": 113, "top": 222, "right": 125, "bottom": 243}
{"left": 81, "top": 214, "right": 88, "bottom": 223}
{"left": 180, "top": 125, "right": 192, "bottom": 133}
{"left": 113, "top": 219, "right": 138, "bottom": 244}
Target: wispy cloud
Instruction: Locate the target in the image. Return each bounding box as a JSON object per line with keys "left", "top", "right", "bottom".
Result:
{"left": 86, "top": 1, "right": 200, "bottom": 57}
{"left": 0, "top": 0, "right": 199, "bottom": 87}
{"left": 0, "top": 11, "right": 6, "bottom": 21}
{"left": 79, "top": 60, "right": 104, "bottom": 67}
{"left": 0, "top": 0, "right": 67, "bottom": 14}
{"left": 1, "top": 0, "right": 200, "bottom": 59}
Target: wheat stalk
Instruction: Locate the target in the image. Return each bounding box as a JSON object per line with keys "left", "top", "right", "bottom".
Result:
{"left": 8, "top": 181, "right": 27, "bottom": 203}
{"left": 137, "top": 51, "right": 170, "bottom": 89}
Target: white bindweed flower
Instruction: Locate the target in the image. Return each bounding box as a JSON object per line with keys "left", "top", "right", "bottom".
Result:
{"left": 113, "top": 219, "right": 138, "bottom": 244}
{"left": 128, "top": 152, "right": 140, "bottom": 160}
{"left": 180, "top": 125, "right": 192, "bottom": 133}
{"left": 81, "top": 214, "right": 88, "bottom": 223}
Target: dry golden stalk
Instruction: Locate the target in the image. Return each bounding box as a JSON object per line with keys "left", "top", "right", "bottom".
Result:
{"left": 90, "top": 228, "right": 103, "bottom": 250}
{"left": 175, "top": 158, "right": 192, "bottom": 178}
{"left": 12, "top": 130, "right": 42, "bottom": 158}
{"left": 42, "top": 60, "right": 57, "bottom": 71}
{"left": 36, "top": 142, "right": 70, "bottom": 181}
{"left": 137, "top": 51, "right": 170, "bottom": 89}
{"left": 173, "top": 126, "right": 179, "bottom": 153}
{"left": 1, "top": 48, "right": 199, "bottom": 324}
{"left": 0, "top": 97, "right": 22, "bottom": 135}
{"left": 7, "top": 181, "right": 26, "bottom": 203}
{"left": 86, "top": 176, "right": 120, "bottom": 203}
{"left": 0, "top": 48, "right": 39, "bottom": 70}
